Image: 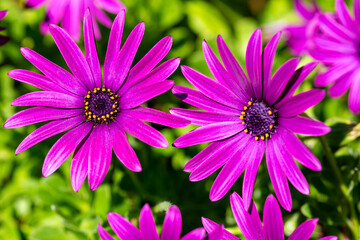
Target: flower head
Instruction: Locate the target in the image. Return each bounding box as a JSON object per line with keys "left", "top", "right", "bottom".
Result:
{"left": 202, "top": 192, "right": 338, "bottom": 240}
{"left": 310, "top": 0, "right": 360, "bottom": 114}
{"left": 98, "top": 204, "right": 206, "bottom": 240}
{"left": 172, "top": 29, "right": 330, "bottom": 211}
{"left": 0, "top": 10, "right": 9, "bottom": 46}
{"left": 25, "top": 0, "right": 125, "bottom": 41}
{"left": 5, "top": 9, "right": 188, "bottom": 191}
{"left": 283, "top": 0, "right": 321, "bottom": 55}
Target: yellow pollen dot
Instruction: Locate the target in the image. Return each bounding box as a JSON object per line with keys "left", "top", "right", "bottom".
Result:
{"left": 244, "top": 106, "right": 248, "bottom": 110}
{"left": 255, "top": 136, "right": 259, "bottom": 141}
{"left": 85, "top": 102, "right": 89, "bottom": 106}
{"left": 85, "top": 106, "right": 89, "bottom": 110}
{"left": 86, "top": 95, "right": 90, "bottom": 98}
{"left": 93, "top": 89, "right": 97, "bottom": 93}
{"left": 115, "top": 95, "right": 118, "bottom": 98}
{"left": 102, "top": 88, "right": 106, "bottom": 92}
{"left": 88, "top": 111, "right": 92, "bottom": 115}
{"left": 106, "top": 114, "right": 110, "bottom": 118}
{"left": 242, "top": 121, "right": 245, "bottom": 125}
{"left": 261, "top": 136, "right": 265, "bottom": 140}
{"left": 268, "top": 110, "right": 273, "bottom": 115}
{"left": 107, "top": 89, "right": 111, "bottom": 92}
{"left": 114, "top": 110, "right": 118, "bottom": 113}
{"left": 110, "top": 112, "right": 114, "bottom": 115}
{"left": 240, "top": 116, "right": 244, "bottom": 120}
{"left": 244, "top": 129, "right": 249, "bottom": 133}
{"left": 112, "top": 104, "right": 116, "bottom": 108}
{"left": 269, "top": 125, "right": 273, "bottom": 129}
{"left": 101, "top": 116, "right": 106, "bottom": 119}
{"left": 111, "top": 96, "right": 115, "bottom": 100}
{"left": 265, "top": 133, "right": 270, "bottom": 138}
{"left": 248, "top": 101, "right": 252, "bottom": 105}
{"left": 241, "top": 111, "right": 246, "bottom": 115}
{"left": 104, "top": 118, "right": 107, "bottom": 121}
{"left": 97, "top": 88, "right": 100, "bottom": 91}
{"left": 97, "top": 117, "right": 101, "bottom": 121}
{"left": 92, "top": 115, "right": 96, "bottom": 119}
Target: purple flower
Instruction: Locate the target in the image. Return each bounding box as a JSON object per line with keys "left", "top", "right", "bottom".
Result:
{"left": 171, "top": 29, "right": 330, "bottom": 211}
{"left": 283, "top": 0, "right": 321, "bottom": 55}
{"left": 98, "top": 203, "right": 206, "bottom": 240}
{"left": 202, "top": 192, "right": 338, "bottom": 240}
{"left": 4, "top": 9, "right": 188, "bottom": 191}
{"left": 0, "top": 10, "right": 9, "bottom": 46}
{"left": 310, "top": 0, "right": 360, "bottom": 114}
{"left": 25, "top": 0, "right": 125, "bottom": 41}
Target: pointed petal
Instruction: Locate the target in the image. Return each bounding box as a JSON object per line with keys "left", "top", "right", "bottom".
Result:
{"left": 180, "top": 228, "right": 206, "bottom": 240}
{"left": 161, "top": 205, "right": 182, "bottom": 240}
{"left": 263, "top": 195, "right": 284, "bottom": 240}
{"left": 108, "top": 212, "right": 143, "bottom": 240}
{"left": 98, "top": 224, "right": 116, "bottom": 240}
{"left": 279, "top": 116, "right": 330, "bottom": 136}
{"left": 293, "top": 0, "right": 315, "bottom": 20}
{"left": 288, "top": 219, "right": 318, "bottom": 240}
{"left": 319, "top": 14, "right": 356, "bottom": 42}
{"left": 71, "top": 135, "right": 91, "bottom": 192}
{"left": 263, "top": 32, "right": 281, "bottom": 95}
{"left": 139, "top": 204, "right": 159, "bottom": 240}
{"left": 349, "top": 70, "right": 360, "bottom": 114}
{"left": 201, "top": 218, "right": 239, "bottom": 240}
{"left": 336, "top": 0, "right": 357, "bottom": 30}
{"left": 245, "top": 29, "right": 262, "bottom": 99}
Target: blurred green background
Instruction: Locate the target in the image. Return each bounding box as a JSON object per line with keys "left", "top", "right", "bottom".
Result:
{"left": 0, "top": 0, "right": 359, "bottom": 239}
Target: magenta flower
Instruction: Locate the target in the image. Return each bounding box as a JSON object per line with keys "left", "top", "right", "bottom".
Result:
{"left": 283, "top": 0, "right": 321, "bottom": 55}
{"left": 309, "top": 0, "right": 360, "bottom": 114}
{"left": 25, "top": 0, "right": 125, "bottom": 41}
{"left": 202, "top": 192, "right": 338, "bottom": 240}
{"left": 98, "top": 204, "right": 206, "bottom": 240}
{"left": 171, "top": 29, "right": 330, "bottom": 211}
{"left": 0, "top": 10, "right": 9, "bottom": 46}
{"left": 4, "top": 9, "right": 188, "bottom": 191}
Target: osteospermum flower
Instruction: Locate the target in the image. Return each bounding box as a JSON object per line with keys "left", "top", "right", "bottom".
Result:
{"left": 25, "top": 0, "right": 125, "bottom": 40}
{"left": 171, "top": 29, "right": 330, "bottom": 211}
{"left": 283, "top": 0, "right": 321, "bottom": 55}
{"left": 309, "top": 0, "right": 360, "bottom": 114}
{"left": 4, "top": 9, "right": 188, "bottom": 191}
{"left": 202, "top": 192, "right": 338, "bottom": 240}
{"left": 97, "top": 204, "right": 206, "bottom": 240}
{"left": 0, "top": 10, "right": 9, "bottom": 46}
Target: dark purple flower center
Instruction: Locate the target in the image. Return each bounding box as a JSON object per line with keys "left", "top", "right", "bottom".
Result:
{"left": 240, "top": 100, "right": 277, "bottom": 140}
{"left": 84, "top": 87, "right": 120, "bottom": 124}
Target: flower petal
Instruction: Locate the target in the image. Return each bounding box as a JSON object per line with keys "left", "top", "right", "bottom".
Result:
{"left": 95, "top": 0, "right": 126, "bottom": 13}
{"left": 180, "top": 228, "right": 206, "bottom": 240}
{"left": 201, "top": 218, "right": 239, "bottom": 240}
{"left": 98, "top": 224, "right": 116, "bottom": 240}
{"left": 319, "top": 14, "right": 356, "bottom": 42}
{"left": 139, "top": 204, "right": 159, "bottom": 240}
{"left": 263, "top": 32, "right": 281, "bottom": 95}
{"left": 288, "top": 219, "right": 318, "bottom": 240}
{"left": 108, "top": 121, "right": 142, "bottom": 172}
{"left": 348, "top": 70, "right": 360, "bottom": 114}
{"left": 161, "top": 205, "right": 182, "bottom": 240}
{"left": 108, "top": 212, "right": 144, "bottom": 240}
{"left": 279, "top": 116, "right": 330, "bottom": 136}
{"left": 293, "top": 0, "right": 315, "bottom": 20}
{"left": 71, "top": 135, "right": 91, "bottom": 192}
{"left": 42, "top": 122, "right": 92, "bottom": 177}
{"left": 263, "top": 195, "right": 284, "bottom": 240}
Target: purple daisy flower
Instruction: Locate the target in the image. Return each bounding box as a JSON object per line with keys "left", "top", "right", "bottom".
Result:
{"left": 25, "top": 0, "right": 125, "bottom": 41}
{"left": 4, "top": 9, "right": 188, "bottom": 191}
{"left": 283, "top": 0, "right": 321, "bottom": 55}
{"left": 202, "top": 192, "right": 338, "bottom": 240}
{"left": 171, "top": 29, "right": 330, "bottom": 211}
{"left": 0, "top": 10, "right": 9, "bottom": 46}
{"left": 97, "top": 203, "right": 206, "bottom": 240}
{"left": 310, "top": 0, "right": 360, "bottom": 114}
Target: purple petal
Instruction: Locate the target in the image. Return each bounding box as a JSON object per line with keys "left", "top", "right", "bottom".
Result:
{"left": 107, "top": 22, "right": 145, "bottom": 91}
{"left": 98, "top": 224, "right": 116, "bottom": 240}
{"left": 181, "top": 66, "right": 243, "bottom": 110}
{"left": 63, "top": 0, "right": 81, "bottom": 41}
{"left": 42, "top": 122, "right": 92, "bottom": 177}
{"left": 354, "top": 0, "right": 360, "bottom": 27}
{"left": 328, "top": 71, "right": 352, "bottom": 98}
{"left": 96, "top": 0, "right": 126, "bottom": 13}
{"left": 263, "top": 195, "right": 284, "bottom": 240}
{"left": 202, "top": 40, "right": 248, "bottom": 103}
{"left": 49, "top": 24, "right": 95, "bottom": 89}
{"left": 4, "top": 107, "right": 82, "bottom": 129}
{"left": 170, "top": 108, "right": 238, "bottom": 126}
{"left": 123, "top": 107, "right": 189, "bottom": 128}
{"left": 161, "top": 205, "right": 182, "bottom": 240}
{"left": 108, "top": 121, "right": 142, "bottom": 172}
{"left": 349, "top": 70, "right": 360, "bottom": 114}
{"left": 104, "top": 10, "right": 125, "bottom": 81}
{"left": 90, "top": 4, "right": 112, "bottom": 28}
{"left": 319, "top": 14, "right": 356, "bottom": 42}
{"left": 139, "top": 204, "right": 159, "bottom": 240}
{"left": 119, "top": 80, "right": 174, "bottom": 109}
{"left": 71, "top": 136, "right": 91, "bottom": 192}
{"left": 20, "top": 47, "right": 87, "bottom": 95}
{"left": 217, "top": 35, "right": 254, "bottom": 99}
{"left": 293, "top": 0, "right": 315, "bottom": 20}
{"left": 116, "top": 113, "right": 168, "bottom": 148}
{"left": 263, "top": 32, "right": 281, "bottom": 94}
{"left": 278, "top": 127, "right": 322, "bottom": 171}
{"left": 242, "top": 140, "right": 266, "bottom": 210}
{"left": 189, "top": 133, "right": 249, "bottom": 182}
{"left": 0, "top": 10, "right": 8, "bottom": 21}
{"left": 288, "top": 219, "right": 318, "bottom": 240}
{"left": 201, "top": 218, "right": 239, "bottom": 240}
{"left": 15, "top": 115, "right": 85, "bottom": 155}
{"left": 314, "top": 62, "right": 356, "bottom": 88}
{"left": 180, "top": 228, "right": 206, "bottom": 240}
{"left": 209, "top": 134, "right": 253, "bottom": 201}
{"left": 88, "top": 125, "right": 112, "bottom": 190}
{"left": 230, "top": 192, "right": 265, "bottom": 240}
{"left": 266, "top": 139, "right": 292, "bottom": 211}
{"left": 11, "top": 91, "right": 84, "bottom": 108}
{"left": 84, "top": 9, "right": 102, "bottom": 88}
{"left": 172, "top": 86, "right": 240, "bottom": 115}
{"left": 8, "top": 69, "right": 68, "bottom": 93}
{"left": 173, "top": 121, "right": 243, "bottom": 148}
{"left": 245, "top": 28, "right": 262, "bottom": 99}
{"left": 318, "top": 237, "right": 338, "bottom": 240}
{"left": 108, "top": 212, "right": 144, "bottom": 240}
{"left": 127, "top": 36, "right": 173, "bottom": 83}
{"left": 277, "top": 89, "right": 325, "bottom": 117}
{"left": 279, "top": 116, "right": 330, "bottom": 136}
{"left": 265, "top": 58, "right": 300, "bottom": 105}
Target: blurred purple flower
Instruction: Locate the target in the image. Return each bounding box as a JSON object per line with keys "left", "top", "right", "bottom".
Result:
{"left": 4, "top": 10, "right": 188, "bottom": 191}
{"left": 98, "top": 204, "right": 206, "bottom": 240}
{"left": 0, "top": 10, "right": 9, "bottom": 46}
{"left": 25, "top": 0, "right": 125, "bottom": 41}
{"left": 202, "top": 192, "right": 338, "bottom": 240}
{"left": 283, "top": 0, "right": 321, "bottom": 55}
{"left": 172, "top": 29, "right": 330, "bottom": 211}
{"left": 310, "top": 0, "right": 360, "bottom": 114}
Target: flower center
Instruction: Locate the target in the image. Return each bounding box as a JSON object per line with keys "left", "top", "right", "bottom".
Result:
{"left": 240, "top": 101, "right": 277, "bottom": 140}
{"left": 84, "top": 87, "right": 120, "bottom": 124}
